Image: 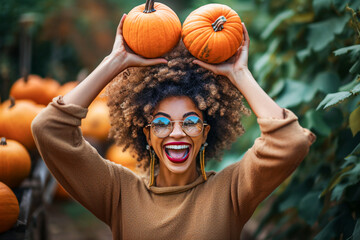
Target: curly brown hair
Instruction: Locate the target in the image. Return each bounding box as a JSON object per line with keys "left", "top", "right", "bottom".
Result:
{"left": 106, "top": 42, "right": 250, "bottom": 169}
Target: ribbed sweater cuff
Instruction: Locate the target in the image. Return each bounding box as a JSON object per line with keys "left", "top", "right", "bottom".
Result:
{"left": 50, "top": 95, "right": 88, "bottom": 120}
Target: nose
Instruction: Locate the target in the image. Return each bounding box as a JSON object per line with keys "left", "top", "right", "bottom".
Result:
{"left": 169, "top": 122, "right": 186, "bottom": 138}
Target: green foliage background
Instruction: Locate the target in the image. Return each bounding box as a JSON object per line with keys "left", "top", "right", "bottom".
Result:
{"left": 1, "top": 0, "right": 360, "bottom": 239}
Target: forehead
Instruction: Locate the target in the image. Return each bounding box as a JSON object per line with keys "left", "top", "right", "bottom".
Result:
{"left": 153, "top": 96, "right": 203, "bottom": 119}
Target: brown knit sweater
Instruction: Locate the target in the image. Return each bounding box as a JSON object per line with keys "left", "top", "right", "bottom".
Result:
{"left": 31, "top": 97, "right": 315, "bottom": 240}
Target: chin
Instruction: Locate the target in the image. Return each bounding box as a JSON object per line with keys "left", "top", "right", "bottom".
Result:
{"left": 163, "top": 155, "right": 195, "bottom": 174}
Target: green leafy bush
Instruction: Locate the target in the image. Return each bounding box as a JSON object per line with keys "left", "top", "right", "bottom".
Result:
{"left": 244, "top": 0, "right": 360, "bottom": 239}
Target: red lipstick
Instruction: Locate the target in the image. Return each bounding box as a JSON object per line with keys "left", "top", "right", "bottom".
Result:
{"left": 164, "top": 142, "right": 191, "bottom": 163}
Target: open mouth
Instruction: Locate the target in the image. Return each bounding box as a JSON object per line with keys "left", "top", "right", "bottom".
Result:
{"left": 164, "top": 144, "right": 191, "bottom": 163}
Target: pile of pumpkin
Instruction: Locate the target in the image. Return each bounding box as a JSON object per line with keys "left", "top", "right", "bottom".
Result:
{"left": 0, "top": 75, "right": 139, "bottom": 233}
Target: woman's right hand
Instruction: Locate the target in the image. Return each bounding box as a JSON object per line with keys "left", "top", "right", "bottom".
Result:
{"left": 109, "top": 14, "right": 168, "bottom": 72}
{"left": 62, "top": 14, "right": 167, "bottom": 108}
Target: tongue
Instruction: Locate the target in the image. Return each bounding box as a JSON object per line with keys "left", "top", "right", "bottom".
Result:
{"left": 168, "top": 149, "right": 187, "bottom": 159}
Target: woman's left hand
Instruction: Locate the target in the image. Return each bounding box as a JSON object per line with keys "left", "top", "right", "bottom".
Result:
{"left": 193, "top": 23, "right": 250, "bottom": 86}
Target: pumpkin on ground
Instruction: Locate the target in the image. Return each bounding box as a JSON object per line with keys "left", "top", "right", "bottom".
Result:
{"left": 55, "top": 183, "right": 71, "bottom": 200}
{"left": 94, "top": 87, "right": 108, "bottom": 102}
{"left": 10, "top": 75, "right": 60, "bottom": 105}
{"left": 57, "top": 81, "right": 79, "bottom": 96}
{"left": 182, "top": 4, "right": 243, "bottom": 63}
{"left": 123, "top": 0, "right": 181, "bottom": 58}
{"left": 106, "top": 144, "right": 139, "bottom": 173}
{"left": 0, "top": 182, "right": 20, "bottom": 233}
{"left": 0, "top": 138, "right": 31, "bottom": 188}
{"left": 0, "top": 98, "right": 44, "bottom": 150}
{"left": 81, "top": 100, "right": 111, "bottom": 141}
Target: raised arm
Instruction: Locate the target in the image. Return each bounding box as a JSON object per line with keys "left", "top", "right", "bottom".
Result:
{"left": 31, "top": 14, "right": 167, "bottom": 224}
{"left": 193, "top": 23, "right": 283, "bottom": 119}
{"left": 194, "top": 23, "right": 316, "bottom": 223}
{"left": 63, "top": 14, "right": 167, "bottom": 108}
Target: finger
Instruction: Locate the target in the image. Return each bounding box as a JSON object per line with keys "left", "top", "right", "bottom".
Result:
{"left": 193, "top": 60, "right": 219, "bottom": 74}
{"left": 139, "top": 58, "right": 168, "bottom": 66}
{"left": 117, "top": 13, "right": 127, "bottom": 35}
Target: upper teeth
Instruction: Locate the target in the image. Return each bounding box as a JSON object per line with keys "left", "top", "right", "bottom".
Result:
{"left": 165, "top": 145, "right": 189, "bottom": 150}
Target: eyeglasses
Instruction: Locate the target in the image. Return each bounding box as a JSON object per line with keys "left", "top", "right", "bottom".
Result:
{"left": 146, "top": 116, "right": 208, "bottom": 138}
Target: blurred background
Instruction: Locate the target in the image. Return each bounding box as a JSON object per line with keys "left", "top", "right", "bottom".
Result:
{"left": 0, "top": 0, "right": 360, "bottom": 239}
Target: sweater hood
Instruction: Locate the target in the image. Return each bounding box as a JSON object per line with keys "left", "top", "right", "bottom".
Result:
{"left": 144, "top": 171, "right": 216, "bottom": 195}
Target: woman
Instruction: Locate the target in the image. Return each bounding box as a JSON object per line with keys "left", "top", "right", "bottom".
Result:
{"left": 31, "top": 14, "right": 315, "bottom": 239}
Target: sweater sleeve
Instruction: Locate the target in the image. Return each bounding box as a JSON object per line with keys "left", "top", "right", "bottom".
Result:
{"left": 31, "top": 96, "right": 119, "bottom": 225}
{"left": 230, "top": 109, "right": 316, "bottom": 224}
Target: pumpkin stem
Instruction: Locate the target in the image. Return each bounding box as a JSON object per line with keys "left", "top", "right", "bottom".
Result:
{"left": 0, "top": 137, "right": 6, "bottom": 146}
{"left": 9, "top": 96, "right": 15, "bottom": 109}
{"left": 212, "top": 16, "right": 227, "bottom": 32}
{"left": 143, "top": 0, "right": 156, "bottom": 13}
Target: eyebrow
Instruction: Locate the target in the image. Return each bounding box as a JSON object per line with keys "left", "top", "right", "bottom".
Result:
{"left": 153, "top": 111, "right": 200, "bottom": 119}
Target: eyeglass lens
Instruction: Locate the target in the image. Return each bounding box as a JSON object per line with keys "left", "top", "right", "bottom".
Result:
{"left": 151, "top": 116, "right": 204, "bottom": 138}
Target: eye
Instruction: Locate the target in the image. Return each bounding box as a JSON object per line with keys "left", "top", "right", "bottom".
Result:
{"left": 183, "top": 116, "right": 201, "bottom": 126}
{"left": 152, "top": 117, "right": 170, "bottom": 127}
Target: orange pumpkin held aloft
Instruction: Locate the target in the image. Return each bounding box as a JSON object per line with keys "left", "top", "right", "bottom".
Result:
{"left": 0, "top": 138, "right": 31, "bottom": 188}
{"left": 182, "top": 4, "right": 243, "bottom": 64}
{"left": 123, "top": 0, "right": 181, "bottom": 58}
{"left": 0, "top": 182, "right": 20, "bottom": 233}
{"left": 10, "top": 74, "right": 60, "bottom": 105}
{"left": 106, "top": 144, "right": 139, "bottom": 173}
{"left": 0, "top": 98, "right": 44, "bottom": 150}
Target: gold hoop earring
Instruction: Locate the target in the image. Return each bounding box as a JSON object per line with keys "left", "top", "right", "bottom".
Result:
{"left": 200, "top": 143, "right": 208, "bottom": 181}
{"left": 147, "top": 145, "right": 156, "bottom": 187}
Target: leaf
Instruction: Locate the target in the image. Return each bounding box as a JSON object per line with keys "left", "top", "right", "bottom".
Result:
{"left": 354, "top": 219, "right": 360, "bottom": 240}
{"left": 268, "top": 79, "right": 286, "bottom": 97}
{"left": 339, "top": 75, "right": 360, "bottom": 91}
{"left": 331, "top": 183, "right": 347, "bottom": 201}
{"left": 346, "top": 143, "right": 360, "bottom": 158}
{"left": 344, "top": 162, "right": 360, "bottom": 185}
{"left": 320, "top": 165, "right": 354, "bottom": 197}
{"left": 349, "top": 0, "right": 360, "bottom": 10}
{"left": 276, "top": 79, "right": 315, "bottom": 108}
{"left": 350, "top": 106, "right": 360, "bottom": 136}
{"left": 254, "top": 53, "right": 271, "bottom": 73}
{"left": 288, "top": 12, "right": 314, "bottom": 24}
{"left": 333, "top": 0, "right": 352, "bottom": 10}
{"left": 314, "top": 207, "right": 355, "bottom": 240}
{"left": 298, "top": 191, "right": 323, "bottom": 225}
{"left": 313, "top": 0, "right": 332, "bottom": 13}
{"left": 307, "top": 15, "right": 350, "bottom": 52}
{"left": 314, "top": 217, "right": 338, "bottom": 240}
{"left": 304, "top": 110, "right": 332, "bottom": 136}
{"left": 254, "top": 38, "right": 281, "bottom": 74}
{"left": 318, "top": 82, "right": 360, "bottom": 111}
{"left": 333, "top": 45, "right": 360, "bottom": 56}
{"left": 350, "top": 61, "right": 360, "bottom": 74}
{"left": 313, "top": 71, "right": 341, "bottom": 94}
{"left": 351, "top": 83, "right": 360, "bottom": 95}
{"left": 317, "top": 92, "right": 352, "bottom": 110}
{"left": 261, "top": 9, "right": 295, "bottom": 39}
{"left": 331, "top": 164, "right": 360, "bottom": 201}
{"left": 297, "top": 48, "right": 312, "bottom": 62}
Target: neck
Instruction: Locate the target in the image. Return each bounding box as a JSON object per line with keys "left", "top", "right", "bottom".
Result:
{"left": 156, "top": 164, "right": 199, "bottom": 187}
